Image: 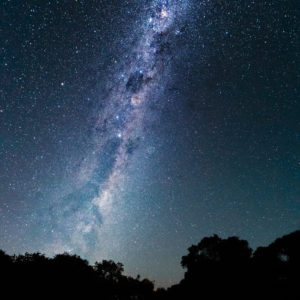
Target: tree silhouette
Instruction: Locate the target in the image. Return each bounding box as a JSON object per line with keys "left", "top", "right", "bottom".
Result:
{"left": 0, "top": 230, "right": 299, "bottom": 299}
{"left": 0, "top": 249, "right": 13, "bottom": 267}
{"left": 253, "top": 230, "right": 300, "bottom": 299}
{"left": 179, "top": 235, "right": 253, "bottom": 299}
{"left": 94, "top": 259, "right": 124, "bottom": 282}
{"left": 181, "top": 235, "right": 252, "bottom": 270}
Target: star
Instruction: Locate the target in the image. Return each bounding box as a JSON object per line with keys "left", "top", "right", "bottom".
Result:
{"left": 161, "top": 7, "right": 168, "bottom": 19}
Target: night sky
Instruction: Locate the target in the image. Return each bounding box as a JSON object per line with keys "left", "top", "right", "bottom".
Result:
{"left": 0, "top": 0, "right": 299, "bottom": 287}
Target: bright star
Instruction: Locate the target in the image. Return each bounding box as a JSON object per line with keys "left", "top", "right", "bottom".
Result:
{"left": 161, "top": 7, "right": 168, "bottom": 18}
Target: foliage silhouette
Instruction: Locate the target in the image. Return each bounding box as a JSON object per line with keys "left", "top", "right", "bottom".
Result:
{"left": 253, "top": 230, "right": 300, "bottom": 299}
{"left": 0, "top": 231, "right": 299, "bottom": 299}
{"left": 94, "top": 260, "right": 124, "bottom": 281}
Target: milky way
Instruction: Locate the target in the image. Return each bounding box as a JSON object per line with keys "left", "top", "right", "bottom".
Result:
{"left": 92, "top": 1, "right": 188, "bottom": 219}
{"left": 48, "top": 0, "right": 191, "bottom": 256}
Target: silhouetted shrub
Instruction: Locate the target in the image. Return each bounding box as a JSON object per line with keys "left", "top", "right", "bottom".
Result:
{"left": 0, "top": 231, "right": 299, "bottom": 299}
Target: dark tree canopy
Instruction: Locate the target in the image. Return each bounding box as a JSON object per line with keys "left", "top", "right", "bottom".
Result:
{"left": 181, "top": 235, "right": 252, "bottom": 269}
{"left": 94, "top": 260, "right": 124, "bottom": 282}
{"left": 0, "top": 230, "right": 299, "bottom": 300}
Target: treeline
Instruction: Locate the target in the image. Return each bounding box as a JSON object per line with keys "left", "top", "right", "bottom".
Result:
{"left": 0, "top": 230, "right": 299, "bottom": 299}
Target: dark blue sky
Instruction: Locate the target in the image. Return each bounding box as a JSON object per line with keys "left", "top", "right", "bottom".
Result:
{"left": 0, "top": 0, "right": 299, "bottom": 287}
